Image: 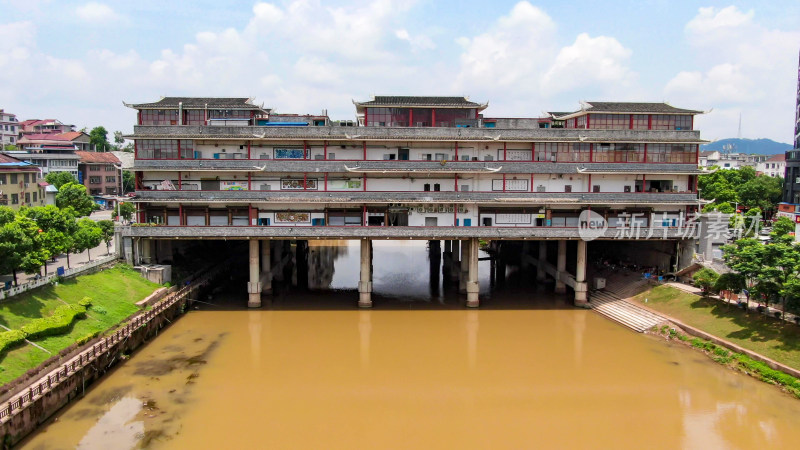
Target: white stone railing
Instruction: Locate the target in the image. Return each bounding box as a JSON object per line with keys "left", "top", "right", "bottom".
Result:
{"left": 0, "top": 253, "right": 119, "bottom": 302}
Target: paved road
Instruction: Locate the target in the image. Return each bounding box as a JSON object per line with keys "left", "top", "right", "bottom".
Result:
{"left": 1, "top": 210, "right": 120, "bottom": 286}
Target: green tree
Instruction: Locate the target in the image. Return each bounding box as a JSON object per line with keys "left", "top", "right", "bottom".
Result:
{"left": 772, "top": 216, "right": 795, "bottom": 237}
{"left": 89, "top": 126, "right": 111, "bottom": 152}
{"left": 693, "top": 267, "right": 720, "bottom": 295}
{"left": 112, "top": 202, "right": 135, "bottom": 222}
{"left": 0, "top": 206, "right": 15, "bottom": 226}
{"left": 738, "top": 176, "right": 783, "bottom": 212}
{"left": 3, "top": 144, "right": 17, "bottom": 152}
{"left": 714, "top": 272, "right": 746, "bottom": 295}
{"left": 55, "top": 182, "right": 98, "bottom": 217}
{"left": 44, "top": 171, "right": 78, "bottom": 189}
{"left": 113, "top": 130, "right": 125, "bottom": 146}
{"left": 122, "top": 170, "right": 134, "bottom": 193}
{"left": 20, "top": 205, "right": 78, "bottom": 272}
{"left": 722, "top": 238, "right": 764, "bottom": 311}
{"left": 0, "top": 215, "right": 48, "bottom": 285}
{"left": 97, "top": 220, "right": 115, "bottom": 254}
{"left": 73, "top": 218, "right": 103, "bottom": 261}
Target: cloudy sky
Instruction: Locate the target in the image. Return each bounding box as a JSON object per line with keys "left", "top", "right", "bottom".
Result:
{"left": 1, "top": 0, "right": 798, "bottom": 143}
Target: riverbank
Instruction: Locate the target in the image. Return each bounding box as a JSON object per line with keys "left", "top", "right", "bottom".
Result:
{"left": 629, "top": 285, "right": 800, "bottom": 371}
{"left": 0, "top": 265, "right": 161, "bottom": 387}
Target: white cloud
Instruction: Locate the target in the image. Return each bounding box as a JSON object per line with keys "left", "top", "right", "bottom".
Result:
{"left": 395, "top": 29, "right": 435, "bottom": 51}
{"left": 75, "top": 2, "right": 121, "bottom": 22}
{"left": 541, "top": 33, "right": 634, "bottom": 95}
{"left": 664, "top": 6, "right": 800, "bottom": 142}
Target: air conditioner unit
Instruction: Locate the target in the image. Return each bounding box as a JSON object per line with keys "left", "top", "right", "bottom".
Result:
{"left": 795, "top": 177, "right": 800, "bottom": 184}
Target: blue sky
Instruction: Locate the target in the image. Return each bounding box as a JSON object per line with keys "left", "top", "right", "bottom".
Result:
{"left": 1, "top": 0, "right": 798, "bottom": 143}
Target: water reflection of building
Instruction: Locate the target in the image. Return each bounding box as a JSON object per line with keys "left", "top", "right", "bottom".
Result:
{"left": 307, "top": 241, "right": 348, "bottom": 290}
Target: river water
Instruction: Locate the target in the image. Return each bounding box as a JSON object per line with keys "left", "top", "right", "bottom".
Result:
{"left": 21, "top": 241, "right": 800, "bottom": 449}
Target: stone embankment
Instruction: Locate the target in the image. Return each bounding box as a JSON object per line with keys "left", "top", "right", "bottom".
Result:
{"left": 0, "top": 266, "right": 222, "bottom": 447}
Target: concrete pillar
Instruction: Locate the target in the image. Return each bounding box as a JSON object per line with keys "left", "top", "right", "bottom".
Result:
{"left": 537, "top": 241, "right": 547, "bottom": 282}
{"left": 260, "top": 240, "right": 272, "bottom": 294}
{"left": 358, "top": 239, "right": 372, "bottom": 308}
{"left": 574, "top": 240, "right": 589, "bottom": 307}
{"left": 466, "top": 238, "right": 480, "bottom": 307}
{"left": 555, "top": 240, "right": 567, "bottom": 294}
{"left": 141, "top": 238, "right": 152, "bottom": 264}
{"left": 459, "top": 240, "right": 469, "bottom": 294}
{"left": 248, "top": 239, "right": 262, "bottom": 308}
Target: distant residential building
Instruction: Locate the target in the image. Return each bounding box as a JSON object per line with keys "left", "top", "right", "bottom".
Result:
{"left": 5, "top": 132, "right": 96, "bottom": 179}
{"left": 18, "top": 119, "right": 75, "bottom": 137}
{"left": 755, "top": 154, "right": 785, "bottom": 178}
{"left": 0, "top": 153, "right": 46, "bottom": 210}
{"left": 76, "top": 151, "right": 121, "bottom": 196}
{"left": 0, "top": 109, "right": 19, "bottom": 147}
{"left": 779, "top": 49, "right": 800, "bottom": 239}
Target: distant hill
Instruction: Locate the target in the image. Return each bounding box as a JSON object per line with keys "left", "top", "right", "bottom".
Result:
{"left": 701, "top": 138, "right": 793, "bottom": 155}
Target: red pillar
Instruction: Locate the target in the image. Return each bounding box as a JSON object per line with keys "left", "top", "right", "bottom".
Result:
{"left": 303, "top": 173, "right": 307, "bottom": 190}
{"left": 531, "top": 142, "right": 535, "bottom": 161}
{"left": 134, "top": 140, "right": 138, "bottom": 159}
{"left": 363, "top": 174, "right": 367, "bottom": 191}
{"left": 304, "top": 141, "right": 308, "bottom": 160}
{"left": 454, "top": 174, "right": 458, "bottom": 192}
{"left": 431, "top": 109, "right": 436, "bottom": 127}
{"left": 179, "top": 204, "right": 183, "bottom": 226}
{"left": 324, "top": 141, "right": 327, "bottom": 160}
{"left": 248, "top": 205, "right": 253, "bottom": 226}
{"left": 586, "top": 114, "right": 591, "bottom": 129}
{"left": 455, "top": 142, "right": 458, "bottom": 160}
{"left": 247, "top": 141, "right": 251, "bottom": 159}
{"left": 530, "top": 173, "right": 534, "bottom": 192}
{"left": 629, "top": 115, "right": 634, "bottom": 130}
{"left": 177, "top": 140, "right": 182, "bottom": 160}
{"left": 644, "top": 144, "right": 648, "bottom": 163}
{"left": 502, "top": 173, "right": 506, "bottom": 192}
{"left": 588, "top": 174, "right": 592, "bottom": 193}
{"left": 363, "top": 141, "right": 367, "bottom": 160}
{"left": 324, "top": 172, "right": 328, "bottom": 191}
{"left": 248, "top": 172, "right": 252, "bottom": 190}
{"left": 589, "top": 143, "right": 594, "bottom": 162}
{"left": 178, "top": 172, "right": 182, "bottom": 190}
{"left": 503, "top": 142, "right": 507, "bottom": 161}
{"left": 648, "top": 115, "right": 652, "bottom": 130}
{"left": 409, "top": 109, "right": 413, "bottom": 127}
{"left": 365, "top": 108, "right": 368, "bottom": 127}
{"left": 362, "top": 205, "right": 367, "bottom": 226}
{"left": 695, "top": 145, "right": 699, "bottom": 165}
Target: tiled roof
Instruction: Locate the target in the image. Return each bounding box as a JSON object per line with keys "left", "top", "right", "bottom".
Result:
{"left": 584, "top": 102, "right": 702, "bottom": 114}
{"left": 765, "top": 154, "right": 786, "bottom": 162}
{"left": 19, "top": 131, "right": 85, "bottom": 142}
{"left": 75, "top": 151, "right": 121, "bottom": 164}
{"left": 356, "top": 96, "right": 485, "bottom": 108}
{"left": 125, "top": 97, "right": 263, "bottom": 109}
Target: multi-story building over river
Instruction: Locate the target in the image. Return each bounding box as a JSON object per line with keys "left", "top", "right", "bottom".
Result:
{"left": 122, "top": 96, "right": 704, "bottom": 308}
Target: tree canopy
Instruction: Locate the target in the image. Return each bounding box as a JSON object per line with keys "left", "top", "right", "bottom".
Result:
{"left": 55, "top": 182, "right": 98, "bottom": 217}
{"left": 698, "top": 166, "right": 783, "bottom": 215}
{"left": 89, "top": 126, "right": 111, "bottom": 152}
{"left": 112, "top": 202, "right": 135, "bottom": 222}
{"left": 44, "top": 171, "right": 78, "bottom": 189}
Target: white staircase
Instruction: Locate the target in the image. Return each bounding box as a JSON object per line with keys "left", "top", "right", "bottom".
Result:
{"left": 589, "top": 272, "right": 668, "bottom": 332}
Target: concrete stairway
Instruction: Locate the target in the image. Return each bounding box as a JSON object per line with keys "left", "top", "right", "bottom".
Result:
{"left": 589, "top": 290, "right": 668, "bottom": 332}
{"left": 588, "top": 272, "right": 667, "bottom": 332}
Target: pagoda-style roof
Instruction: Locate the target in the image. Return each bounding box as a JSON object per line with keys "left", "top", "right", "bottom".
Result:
{"left": 354, "top": 96, "right": 488, "bottom": 113}
{"left": 554, "top": 102, "right": 703, "bottom": 119}
{"left": 123, "top": 97, "right": 266, "bottom": 110}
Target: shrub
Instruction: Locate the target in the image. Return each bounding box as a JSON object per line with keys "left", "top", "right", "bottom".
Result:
{"left": 20, "top": 304, "right": 88, "bottom": 340}
{"left": 78, "top": 297, "right": 92, "bottom": 308}
{"left": 0, "top": 330, "right": 27, "bottom": 355}
{"left": 91, "top": 305, "right": 108, "bottom": 315}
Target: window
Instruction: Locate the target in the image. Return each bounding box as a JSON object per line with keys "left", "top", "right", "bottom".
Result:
{"left": 140, "top": 109, "right": 179, "bottom": 125}
{"left": 105, "top": 187, "right": 116, "bottom": 195}
{"left": 208, "top": 109, "right": 250, "bottom": 120}
{"left": 366, "top": 108, "right": 410, "bottom": 127}
{"left": 23, "top": 173, "right": 29, "bottom": 183}
{"left": 106, "top": 176, "right": 116, "bottom": 183}
{"left": 89, "top": 165, "right": 101, "bottom": 171}
{"left": 647, "top": 144, "right": 696, "bottom": 163}
{"left": 33, "top": 192, "right": 37, "bottom": 202}
{"left": 10, "top": 174, "right": 17, "bottom": 184}
{"left": 651, "top": 115, "right": 693, "bottom": 130}
{"left": 0, "top": 174, "right": 5, "bottom": 184}
{"left": 185, "top": 110, "right": 205, "bottom": 125}
{"left": 90, "top": 189, "right": 101, "bottom": 195}
{"left": 137, "top": 139, "right": 179, "bottom": 159}
{"left": 535, "top": 143, "right": 590, "bottom": 162}
{"left": 24, "top": 193, "right": 30, "bottom": 204}
{"left": 11, "top": 194, "right": 18, "bottom": 204}
{"left": 104, "top": 165, "right": 115, "bottom": 171}
{"left": 90, "top": 176, "right": 101, "bottom": 184}
{"left": 593, "top": 143, "right": 644, "bottom": 163}
{"left": 590, "top": 114, "right": 630, "bottom": 130}
{"left": 632, "top": 115, "right": 648, "bottom": 130}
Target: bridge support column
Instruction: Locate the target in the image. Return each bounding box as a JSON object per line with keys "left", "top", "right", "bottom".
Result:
{"left": 358, "top": 239, "right": 373, "bottom": 308}
{"left": 537, "top": 241, "right": 547, "bottom": 282}
{"left": 555, "top": 240, "right": 567, "bottom": 294}
{"left": 466, "top": 238, "right": 480, "bottom": 308}
{"left": 459, "top": 240, "right": 469, "bottom": 294}
{"left": 574, "top": 240, "right": 589, "bottom": 307}
{"left": 248, "top": 239, "right": 262, "bottom": 308}
{"left": 260, "top": 240, "right": 272, "bottom": 294}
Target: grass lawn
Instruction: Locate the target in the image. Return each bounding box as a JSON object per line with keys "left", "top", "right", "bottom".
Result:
{"left": 0, "top": 264, "right": 160, "bottom": 385}
{"left": 632, "top": 285, "right": 800, "bottom": 370}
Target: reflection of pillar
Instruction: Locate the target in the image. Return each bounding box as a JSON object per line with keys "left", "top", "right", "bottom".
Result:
{"left": 459, "top": 240, "right": 469, "bottom": 293}
{"left": 296, "top": 240, "right": 308, "bottom": 289}
{"left": 260, "top": 240, "right": 272, "bottom": 294}
{"left": 537, "top": 241, "right": 547, "bottom": 282}
{"left": 248, "top": 239, "right": 262, "bottom": 308}
{"left": 466, "top": 309, "right": 479, "bottom": 369}
{"left": 358, "top": 239, "right": 372, "bottom": 308}
{"left": 466, "top": 238, "right": 479, "bottom": 307}
{"left": 429, "top": 240, "right": 441, "bottom": 297}
{"left": 555, "top": 240, "right": 566, "bottom": 294}
{"left": 359, "top": 310, "right": 371, "bottom": 369}
{"left": 574, "top": 240, "right": 588, "bottom": 306}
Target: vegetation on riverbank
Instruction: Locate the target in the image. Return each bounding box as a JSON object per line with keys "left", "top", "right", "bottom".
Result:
{"left": 653, "top": 325, "right": 800, "bottom": 399}
{"left": 632, "top": 285, "right": 800, "bottom": 370}
{"left": 0, "top": 264, "right": 160, "bottom": 385}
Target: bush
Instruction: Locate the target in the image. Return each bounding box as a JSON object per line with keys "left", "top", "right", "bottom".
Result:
{"left": 0, "top": 330, "right": 27, "bottom": 355}
{"left": 78, "top": 297, "right": 92, "bottom": 307}
{"left": 19, "top": 304, "right": 88, "bottom": 340}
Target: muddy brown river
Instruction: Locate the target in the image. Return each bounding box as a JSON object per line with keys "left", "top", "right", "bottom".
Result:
{"left": 20, "top": 242, "right": 800, "bottom": 448}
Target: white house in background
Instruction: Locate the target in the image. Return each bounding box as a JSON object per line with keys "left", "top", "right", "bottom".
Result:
{"left": 755, "top": 154, "right": 785, "bottom": 178}
{"left": 0, "top": 109, "right": 19, "bottom": 147}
